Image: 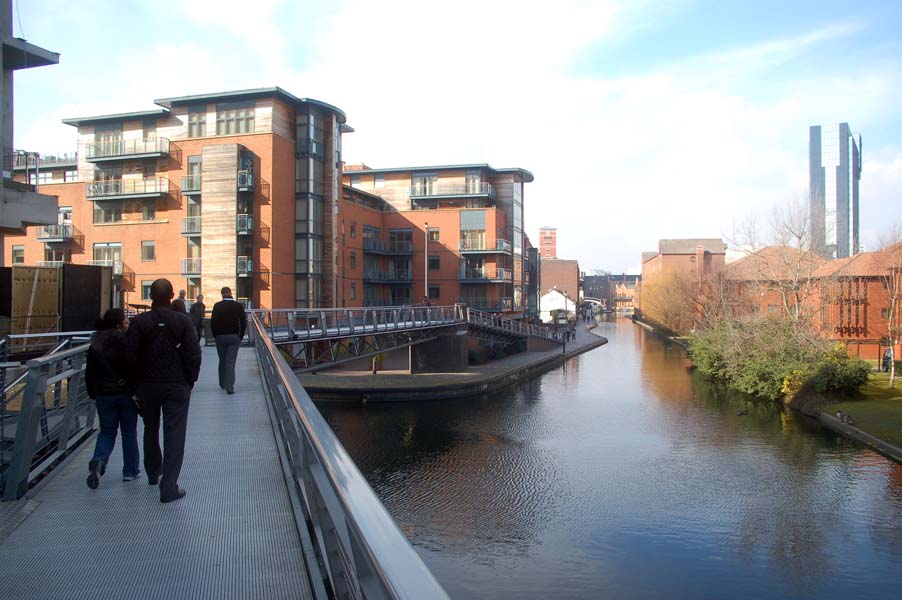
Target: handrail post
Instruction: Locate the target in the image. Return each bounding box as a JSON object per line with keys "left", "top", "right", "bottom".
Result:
{"left": 56, "top": 351, "right": 86, "bottom": 455}
{"left": 3, "top": 361, "right": 49, "bottom": 500}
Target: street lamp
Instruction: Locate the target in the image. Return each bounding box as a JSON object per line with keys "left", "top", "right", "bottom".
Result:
{"left": 424, "top": 222, "right": 429, "bottom": 305}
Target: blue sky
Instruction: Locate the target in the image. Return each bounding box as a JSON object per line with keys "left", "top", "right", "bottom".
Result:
{"left": 12, "top": 0, "right": 902, "bottom": 272}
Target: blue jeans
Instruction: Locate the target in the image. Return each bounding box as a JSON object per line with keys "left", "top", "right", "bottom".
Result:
{"left": 91, "top": 393, "right": 140, "bottom": 477}
{"left": 215, "top": 334, "right": 241, "bottom": 392}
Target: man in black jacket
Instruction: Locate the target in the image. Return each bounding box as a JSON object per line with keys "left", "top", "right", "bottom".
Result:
{"left": 210, "top": 286, "right": 246, "bottom": 395}
{"left": 189, "top": 294, "right": 206, "bottom": 346}
{"left": 127, "top": 278, "right": 202, "bottom": 503}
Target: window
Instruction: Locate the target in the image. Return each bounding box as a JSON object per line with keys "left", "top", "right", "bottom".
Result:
{"left": 44, "top": 248, "right": 70, "bottom": 263}
{"left": 883, "top": 308, "right": 891, "bottom": 319}
{"left": 428, "top": 255, "right": 440, "bottom": 271}
{"left": 350, "top": 283, "right": 357, "bottom": 300}
{"left": 142, "top": 200, "right": 156, "bottom": 221}
{"left": 216, "top": 101, "right": 254, "bottom": 135}
{"left": 93, "top": 201, "right": 123, "bottom": 223}
{"left": 28, "top": 171, "right": 53, "bottom": 184}
{"left": 428, "top": 284, "right": 440, "bottom": 300}
{"left": 689, "top": 255, "right": 696, "bottom": 263}
{"left": 141, "top": 241, "right": 156, "bottom": 262}
{"left": 375, "top": 174, "right": 385, "bottom": 188}
{"left": 65, "top": 170, "right": 77, "bottom": 182}
{"left": 427, "top": 227, "right": 440, "bottom": 242}
{"left": 187, "top": 105, "right": 207, "bottom": 137}
{"left": 350, "top": 222, "right": 356, "bottom": 238}
{"left": 350, "top": 252, "right": 357, "bottom": 270}
{"left": 12, "top": 245, "right": 24, "bottom": 264}
{"left": 141, "top": 281, "right": 153, "bottom": 300}
{"left": 350, "top": 174, "right": 361, "bottom": 189}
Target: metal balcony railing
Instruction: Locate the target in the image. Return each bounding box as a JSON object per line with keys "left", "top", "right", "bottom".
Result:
{"left": 35, "top": 260, "right": 65, "bottom": 267}
{"left": 362, "top": 238, "right": 414, "bottom": 254}
{"left": 11, "top": 150, "right": 78, "bottom": 169}
{"left": 409, "top": 182, "right": 495, "bottom": 199}
{"left": 459, "top": 238, "right": 513, "bottom": 253}
{"left": 237, "top": 256, "right": 253, "bottom": 276}
{"left": 36, "top": 223, "right": 75, "bottom": 242}
{"left": 181, "top": 217, "right": 201, "bottom": 236}
{"left": 458, "top": 297, "right": 515, "bottom": 312}
{"left": 466, "top": 306, "right": 560, "bottom": 339}
{"left": 181, "top": 174, "right": 201, "bottom": 193}
{"left": 85, "top": 137, "right": 170, "bottom": 161}
{"left": 86, "top": 177, "right": 169, "bottom": 199}
{"left": 363, "top": 270, "right": 413, "bottom": 283}
{"left": 237, "top": 170, "right": 254, "bottom": 191}
{"left": 237, "top": 214, "right": 253, "bottom": 234}
{"left": 181, "top": 258, "right": 201, "bottom": 276}
{"left": 296, "top": 137, "right": 326, "bottom": 158}
{"left": 87, "top": 259, "right": 123, "bottom": 276}
{"left": 460, "top": 267, "right": 513, "bottom": 282}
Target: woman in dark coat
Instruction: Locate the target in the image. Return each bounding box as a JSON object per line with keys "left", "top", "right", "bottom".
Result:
{"left": 85, "top": 308, "right": 140, "bottom": 489}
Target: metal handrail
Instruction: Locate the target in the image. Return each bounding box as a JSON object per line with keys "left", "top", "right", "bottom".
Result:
{"left": 362, "top": 239, "right": 414, "bottom": 253}
{"left": 85, "top": 137, "right": 170, "bottom": 159}
{"left": 460, "top": 267, "right": 513, "bottom": 282}
{"left": 87, "top": 259, "right": 124, "bottom": 276}
{"left": 86, "top": 177, "right": 169, "bottom": 198}
{"left": 459, "top": 238, "right": 512, "bottom": 253}
{"left": 409, "top": 182, "right": 495, "bottom": 198}
{"left": 36, "top": 223, "right": 75, "bottom": 241}
{"left": 181, "top": 216, "right": 201, "bottom": 235}
{"left": 363, "top": 270, "right": 413, "bottom": 282}
{"left": 181, "top": 174, "right": 201, "bottom": 192}
{"left": 252, "top": 314, "right": 449, "bottom": 598}
{"left": 181, "top": 258, "right": 201, "bottom": 276}
{"left": 466, "top": 307, "right": 560, "bottom": 341}
{"left": 2, "top": 342, "right": 92, "bottom": 500}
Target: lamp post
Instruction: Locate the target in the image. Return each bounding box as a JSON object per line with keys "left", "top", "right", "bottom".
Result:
{"left": 424, "top": 222, "right": 429, "bottom": 305}
{"left": 563, "top": 289, "right": 568, "bottom": 354}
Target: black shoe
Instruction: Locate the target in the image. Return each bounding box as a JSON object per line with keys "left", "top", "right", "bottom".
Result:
{"left": 227, "top": 388, "right": 235, "bottom": 395}
{"left": 148, "top": 473, "right": 160, "bottom": 486}
{"left": 86, "top": 459, "right": 104, "bottom": 490}
{"left": 122, "top": 470, "right": 142, "bottom": 482}
{"left": 160, "top": 488, "right": 187, "bottom": 503}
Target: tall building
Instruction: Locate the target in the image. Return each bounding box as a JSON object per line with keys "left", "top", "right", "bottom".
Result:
{"left": 539, "top": 226, "right": 556, "bottom": 259}
{"left": 339, "top": 164, "right": 533, "bottom": 313}
{"left": 4, "top": 87, "right": 349, "bottom": 309}
{"left": 809, "top": 123, "right": 862, "bottom": 259}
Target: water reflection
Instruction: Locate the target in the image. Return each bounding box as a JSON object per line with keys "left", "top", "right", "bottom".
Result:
{"left": 320, "top": 317, "right": 902, "bottom": 599}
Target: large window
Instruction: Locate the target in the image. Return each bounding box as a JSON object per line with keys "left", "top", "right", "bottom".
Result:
{"left": 94, "top": 201, "right": 123, "bottom": 223}
{"left": 428, "top": 284, "right": 440, "bottom": 300}
{"left": 142, "top": 200, "right": 156, "bottom": 221}
{"left": 427, "top": 227, "right": 440, "bottom": 242}
{"left": 44, "top": 248, "right": 71, "bottom": 263}
{"left": 28, "top": 171, "right": 53, "bottom": 184}
{"left": 11, "top": 245, "right": 24, "bottom": 264}
{"left": 428, "top": 255, "right": 440, "bottom": 271}
{"left": 215, "top": 101, "right": 254, "bottom": 135}
{"left": 141, "top": 280, "right": 153, "bottom": 301}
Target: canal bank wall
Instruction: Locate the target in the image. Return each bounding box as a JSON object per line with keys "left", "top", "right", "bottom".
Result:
{"left": 633, "top": 319, "right": 690, "bottom": 350}
{"left": 302, "top": 325, "right": 607, "bottom": 402}
{"left": 816, "top": 413, "right": 902, "bottom": 464}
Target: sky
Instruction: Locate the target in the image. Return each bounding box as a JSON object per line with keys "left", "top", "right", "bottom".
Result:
{"left": 12, "top": 0, "right": 902, "bottom": 274}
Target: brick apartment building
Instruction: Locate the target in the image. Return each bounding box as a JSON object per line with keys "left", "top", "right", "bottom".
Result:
{"left": 584, "top": 273, "right": 640, "bottom": 311}
{"left": 540, "top": 258, "right": 581, "bottom": 301}
{"left": 338, "top": 164, "right": 534, "bottom": 314}
{"left": 6, "top": 87, "right": 349, "bottom": 309}
{"left": 539, "top": 226, "right": 556, "bottom": 259}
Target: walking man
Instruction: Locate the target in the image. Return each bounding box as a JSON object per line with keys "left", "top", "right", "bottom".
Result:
{"left": 189, "top": 294, "right": 206, "bottom": 346}
{"left": 176, "top": 289, "right": 188, "bottom": 312}
{"left": 127, "top": 279, "right": 201, "bottom": 503}
{"left": 211, "top": 287, "right": 246, "bottom": 395}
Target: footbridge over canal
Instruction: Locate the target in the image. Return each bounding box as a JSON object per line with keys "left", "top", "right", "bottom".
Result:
{"left": 0, "top": 315, "right": 449, "bottom": 599}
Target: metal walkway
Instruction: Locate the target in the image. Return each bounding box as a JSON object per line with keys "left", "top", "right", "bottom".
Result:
{"left": 0, "top": 346, "right": 315, "bottom": 599}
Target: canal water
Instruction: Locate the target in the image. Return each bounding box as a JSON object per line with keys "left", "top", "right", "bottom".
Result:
{"left": 319, "top": 317, "right": 902, "bottom": 599}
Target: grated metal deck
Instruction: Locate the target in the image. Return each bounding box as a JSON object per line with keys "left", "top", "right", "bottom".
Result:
{"left": 0, "top": 347, "right": 315, "bottom": 599}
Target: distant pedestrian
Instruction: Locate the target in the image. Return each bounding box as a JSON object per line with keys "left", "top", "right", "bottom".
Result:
{"left": 177, "top": 289, "right": 188, "bottom": 311}
{"left": 172, "top": 298, "right": 187, "bottom": 313}
{"left": 190, "top": 294, "right": 206, "bottom": 345}
{"left": 211, "top": 287, "right": 246, "bottom": 395}
{"left": 85, "top": 308, "right": 138, "bottom": 489}
{"left": 127, "top": 279, "right": 201, "bottom": 504}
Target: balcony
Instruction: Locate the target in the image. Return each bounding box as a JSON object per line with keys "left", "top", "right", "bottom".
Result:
{"left": 409, "top": 182, "right": 495, "bottom": 200}
{"left": 459, "top": 267, "right": 513, "bottom": 283}
{"left": 237, "top": 214, "right": 253, "bottom": 235}
{"left": 181, "top": 217, "right": 201, "bottom": 236}
{"left": 362, "top": 239, "right": 414, "bottom": 255}
{"left": 458, "top": 238, "right": 513, "bottom": 254}
{"left": 36, "top": 260, "right": 65, "bottom": 268}
{"left": 88, "top": 259, "right": 124, "bottom": 277}
{"left": 86, "top": 177, "right": 169, "bottom": 201}
{"left": 181, "top": 174, "right": 201, "bottom": 195}
{"left": 296, "top": 138, "right": 326, "bottom": 159}
{"left": 459, "top": 297, "right": 514, "bottom": 312}
{"left": 85, "top": 137, "right": 170, "bottom": 162}
{"left": 237, "top": 256, "right": 253, "bottom": 277}
{"left": 36, "top": 223, "right": 76, "bottom": 242}
{"left": 238, "top": 170, "right": 254, "bottom": 192}
{"left": 363, "top": 270, "right": 413, "bottom": 285}
{"left": 11, "top": 151, "right": 77, "bottom": 170}
{"left": 181, "top": 258, "right": 201, "bottom": 276}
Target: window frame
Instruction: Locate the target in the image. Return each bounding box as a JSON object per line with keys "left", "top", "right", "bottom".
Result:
{"left": 141, "top": 240, "right": 156, "bottom": 262}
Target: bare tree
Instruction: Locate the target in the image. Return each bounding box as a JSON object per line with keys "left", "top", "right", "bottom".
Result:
{"left": 876, "top": 224, "right": 902, "bottom": 387}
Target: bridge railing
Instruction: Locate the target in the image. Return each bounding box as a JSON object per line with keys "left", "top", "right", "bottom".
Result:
{"left": 251, "top": 313, "right": 449, "bottom": 599}
{"left": 466, "top": 307, "right": 562, "bottom": 342}
{"left": 1, "top": 341, "right": 93, "bottom": 500}
{"left": 250, "top": 305, "right": 466, "bottom": 343}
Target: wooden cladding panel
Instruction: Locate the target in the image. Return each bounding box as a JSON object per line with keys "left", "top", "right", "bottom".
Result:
{"left": 271, "top": 99, "right": 294, "bottom": 140}
{"left": 200, "top": 144, "right": 239, "bottom": 301}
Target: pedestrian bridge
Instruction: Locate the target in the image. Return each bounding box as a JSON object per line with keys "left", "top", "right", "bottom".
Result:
{"left": 0, "top": 315, "right": 448, "bottom": 599}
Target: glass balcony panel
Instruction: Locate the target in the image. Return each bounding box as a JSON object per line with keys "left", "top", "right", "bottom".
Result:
{"left": 86, "top": 177, "right": 169, "bottom": 199}
{"left": 181, "top": 258, "right": 201, "bottom": 276}
{"left": 85, "top": 137, "right": 170, "bottom": 161}
{"left": 181, "top": 217, "right": 201, "bottom": 236}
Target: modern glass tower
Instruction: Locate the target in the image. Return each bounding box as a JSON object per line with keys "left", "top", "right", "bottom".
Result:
{"left": 809, "top": 123, "right": 862, "bottom": 259}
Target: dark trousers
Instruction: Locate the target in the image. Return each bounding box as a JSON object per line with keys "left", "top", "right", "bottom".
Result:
{"left": 215, "top": 334, "right": 241, "bottom": 392}
{"left": 91, "top": 393, "right": 140, "bottom": 477}
{"left": 196, "top": 324, "right": 205, "bottom": 346}
{"left": 138, "top": 382, "right": 190, "bottom": 497}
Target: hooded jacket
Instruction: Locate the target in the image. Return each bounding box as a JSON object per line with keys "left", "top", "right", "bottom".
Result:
{"left": 85, "top": 328, "right": 131, "bottom": 398}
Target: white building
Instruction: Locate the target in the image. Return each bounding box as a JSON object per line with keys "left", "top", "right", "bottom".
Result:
{"left": 539, "top": 288, "right": 577, "bottom": 324}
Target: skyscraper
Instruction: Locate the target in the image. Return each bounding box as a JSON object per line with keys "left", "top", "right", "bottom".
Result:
{"left": 809, "top": 123, "right": 862, "bottom": 259}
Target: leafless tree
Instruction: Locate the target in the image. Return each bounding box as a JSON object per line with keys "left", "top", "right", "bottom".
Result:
{"left": 876, "top": 224, "right": 902, "bottom": 387}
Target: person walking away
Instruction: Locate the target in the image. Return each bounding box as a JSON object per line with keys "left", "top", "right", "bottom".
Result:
{"left": 85, "top": 309, "right": 138, "bottom": 489}
{"left": 127, "top": 279, "right": 201, "bottom": 503}
{"left": 172, "top": 298, "right": 187, "bottom": 314}
{"left": 211, "top": 287, "right": 246, "bottom": 395}
{"left": 190, "top": 294, "right": 206, "bottom": 346}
